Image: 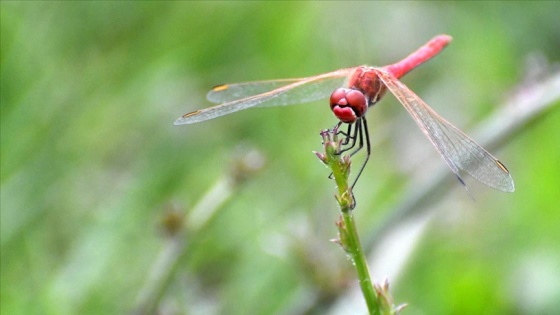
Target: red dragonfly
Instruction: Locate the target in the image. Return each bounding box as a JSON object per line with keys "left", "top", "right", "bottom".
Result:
{"left": 175, "top": 35, "right": 514, "bottom": 193}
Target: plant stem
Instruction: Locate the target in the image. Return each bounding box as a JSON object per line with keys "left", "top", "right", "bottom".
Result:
{"left": 317, "top": 130, "right": 379, "bottom": 313}
{"left": 317, "top": 129, "right": 403, "bottom": 314}
{"left": 341, "top": 210, "right": 379, "bottom": 314}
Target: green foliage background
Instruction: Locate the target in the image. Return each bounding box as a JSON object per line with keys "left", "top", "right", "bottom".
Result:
{"left": 2, "top": 2, "right": 559, "bottom": 314}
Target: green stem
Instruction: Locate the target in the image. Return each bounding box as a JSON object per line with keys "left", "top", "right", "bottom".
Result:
{"left": 318, "top": 130, "right": 403, "bottom": 314}
{"left": 341, "top": 210, "right": 379, "bottom": 314}
{"left": 319, "top": 131, "right": 379, "bottom": 314}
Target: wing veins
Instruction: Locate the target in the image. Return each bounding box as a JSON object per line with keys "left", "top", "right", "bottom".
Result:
{"left": 175, "top": 68, "right": 354, "bottom": 125}
{"left": 376, "top": 69, "right": 514, "bottom": 192}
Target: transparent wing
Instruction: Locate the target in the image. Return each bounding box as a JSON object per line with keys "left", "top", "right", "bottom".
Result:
{"left": 376, "top": 69, "right": 514, "bottom": 192}
{"left": 174, "top": 68, "right": 354, "bottom": 125}
{"left": 207, "top": 79, "right": 304, "bottom": 104}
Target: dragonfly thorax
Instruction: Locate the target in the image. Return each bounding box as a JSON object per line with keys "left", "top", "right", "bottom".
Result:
{"left": 347, "top": 67, "right": 387, "bottom": 108}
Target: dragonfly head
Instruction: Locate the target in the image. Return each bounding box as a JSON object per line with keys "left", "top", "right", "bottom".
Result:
{"left": 329, "top": 88, "right": 367, "bottom": 123}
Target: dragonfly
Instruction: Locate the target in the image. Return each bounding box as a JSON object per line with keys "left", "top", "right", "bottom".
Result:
{"left": 175, "top": 34, "right": 515, "bottom": 193}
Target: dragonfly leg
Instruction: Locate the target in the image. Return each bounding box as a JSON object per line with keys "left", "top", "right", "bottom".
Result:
{"left": 333, "top": 122, "right": 355, "bottom": 146}
{"left": 339, "top": 122, "right": 360, "bottom": 154}
{"left": 327, "top": 122, "right": 355, "bottom": 180}
{"left": 351, "top": 117, "right": 371, "bottom": 190}
{"left": 347, "top": 120, "right": 365, "bottom": 157}
{"left": 331, "top": 121, "right": 344, "bottom": 134}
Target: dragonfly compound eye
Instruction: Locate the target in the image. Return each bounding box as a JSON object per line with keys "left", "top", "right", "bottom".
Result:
{"left": 345, "top": 89, "right": 367, "bottom": 117}
{"left": 329, "top": 88, "right": 367, "bottom": 123}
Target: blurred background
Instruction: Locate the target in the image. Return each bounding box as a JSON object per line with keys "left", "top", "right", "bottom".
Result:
{"left": 2, "top": 2, "right": 559, "bottom": 314}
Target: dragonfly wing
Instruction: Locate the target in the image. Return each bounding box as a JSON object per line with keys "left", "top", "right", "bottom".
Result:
{"left": 207, "top": 79, "right": 304, "bottom": 104}
{"left": 175, "top": 68, "right": 354, "bottom": 125}
{"left": 208, "top": 75, "right": 351, "bottom": 107}
{"left": 376, "top": 69, "right": 514, "bottom": 192}
{"left": 254, "top": 74, "right": 351, "bottom": 108}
